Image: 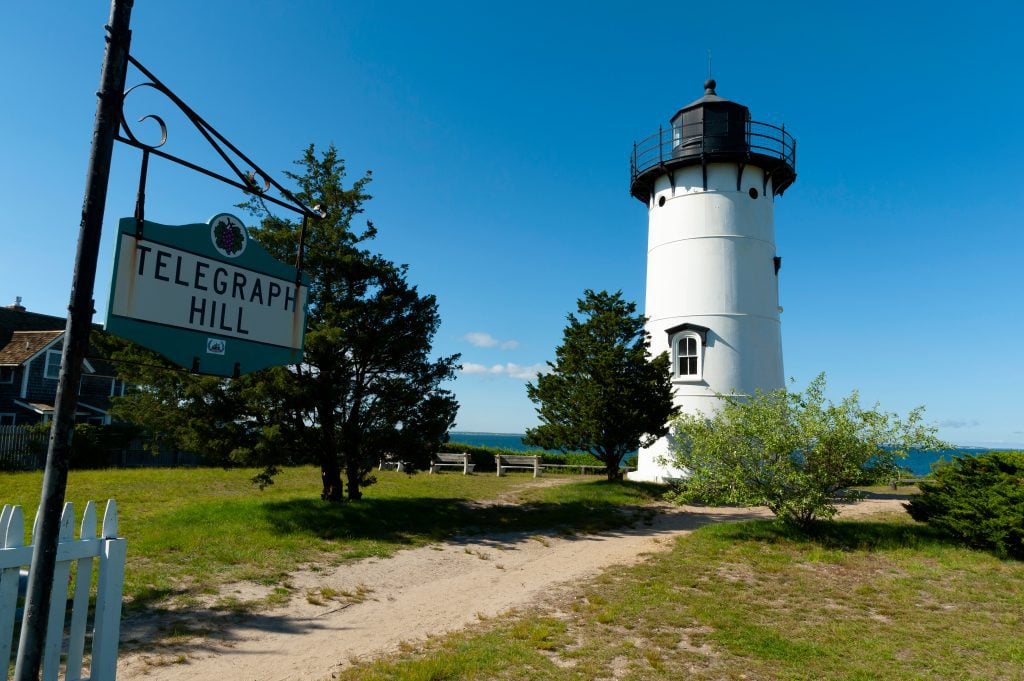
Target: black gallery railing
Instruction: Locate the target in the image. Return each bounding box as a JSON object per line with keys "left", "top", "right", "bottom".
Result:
{"left": 630, "top": 120, "right": 797, "bottom": 184}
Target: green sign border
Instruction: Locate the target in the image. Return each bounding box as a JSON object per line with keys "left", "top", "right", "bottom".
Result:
{"left": 105, "top": 215, "right": 308, "bottom": 377}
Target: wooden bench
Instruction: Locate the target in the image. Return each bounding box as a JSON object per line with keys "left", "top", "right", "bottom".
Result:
{"left": 430, "top": 451, "right": 475, "bottom": 474}
{"left": 378, "top": 453, "right": 405, "bottom": 472}
{"left": 495, "top": 454, "right": 542, "bottom": 477}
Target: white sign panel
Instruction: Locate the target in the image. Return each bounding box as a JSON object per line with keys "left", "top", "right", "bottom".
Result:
{"left": 111, "top": 233, "right": 307, "bottom": 351}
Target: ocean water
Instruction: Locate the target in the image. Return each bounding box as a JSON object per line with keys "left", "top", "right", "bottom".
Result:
{"left": 448, "top": 432, "right": 993, "bottom": 476}
{"left": 448, "top": 432, "right": 552, "bottom": 452}
{"left": 900, "top": 448, "right": 991, "bottom": 476}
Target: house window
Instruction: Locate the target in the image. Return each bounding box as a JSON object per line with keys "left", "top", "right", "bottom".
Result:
{"left": 44, "top": 350, "right": 62, "bottom": 380}
{"left": 0, "top": 413, "right": 15, "bottom": 425}
{"left": 672, "top": 333, "right": 703, "bottom": 381}
{"left": 0, "top": 366, "right": 14, "bottom": 384}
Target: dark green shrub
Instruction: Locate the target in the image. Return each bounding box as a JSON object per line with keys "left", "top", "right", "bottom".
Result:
{"left": 905, "top": 451, "right": 1024, "bottom": 559}
{"left": 563, "top": 451, "right": 603, "bottom": 466}
{"left": 70, "top": 423, "right": 142, "bottom": 469}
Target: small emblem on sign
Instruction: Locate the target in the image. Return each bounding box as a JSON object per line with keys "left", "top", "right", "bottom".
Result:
{"left": 206, "top": 338, "right": 226, "bottom": 355}
{"left": 210, "top": 213, "right": 248, "bottom": 258}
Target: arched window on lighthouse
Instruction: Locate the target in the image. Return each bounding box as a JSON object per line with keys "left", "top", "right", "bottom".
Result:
{"left": 675, "top": 334, "right": 700, "bottom": 378}
{"left": 665, "top": 323, "right": 709, "bottom": 382}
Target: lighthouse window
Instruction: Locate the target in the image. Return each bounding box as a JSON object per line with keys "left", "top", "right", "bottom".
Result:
{"left": 673, "top": 333, "right": 702, "bottom": 380}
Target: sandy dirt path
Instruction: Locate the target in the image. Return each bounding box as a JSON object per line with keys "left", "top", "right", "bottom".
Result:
{"left": 116, "top": 490, "right": 907, "bottom": 681}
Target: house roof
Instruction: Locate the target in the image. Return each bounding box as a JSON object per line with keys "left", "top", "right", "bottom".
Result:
{"left": 13, "top": 400, "right": 57, "bottom": 414}
{"left": 12, "top": 399, "right": 101, "bottom": 417}
{"left": 0, "top": 306, "right": 65, "bottom": 367}
{"left": 0, "top": 306, "right": 67, "bottom": 333}
{"left": 0, "top": 330, "right": 64, "bottom": 366}
{"left": 0, "top": 305, "right": 111, "bottom": 374}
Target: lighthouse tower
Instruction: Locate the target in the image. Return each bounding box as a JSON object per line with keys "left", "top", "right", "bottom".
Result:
{"left": 628, "top": 80, "right": 797, "bottom": 483}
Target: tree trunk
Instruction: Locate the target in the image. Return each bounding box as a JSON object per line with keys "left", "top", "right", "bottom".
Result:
{"left": 343, "top": 390, "right": 365, "bottom": 501}
{"left": 320, "top": 460, "right": 344, "bottom": 502}
{"left": 319, "top": 405, "right": 344, "bottom": 502}
{"left": 601, "top": 446, "right": 622, "bottom": 481}
{"left": 344, "top": 453, "right": 363, "bottom": 501}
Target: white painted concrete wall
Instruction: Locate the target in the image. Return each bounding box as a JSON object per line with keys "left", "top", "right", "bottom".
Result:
{"left": 630, "top": 163, "right": 784, "bottom": 483}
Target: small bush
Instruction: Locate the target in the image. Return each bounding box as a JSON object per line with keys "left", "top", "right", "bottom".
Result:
{"left": 558, "top": 451, "right": 603, "bottom": 467}
{"left": 905, "top": 451, "right": 1024, "bottom": 559}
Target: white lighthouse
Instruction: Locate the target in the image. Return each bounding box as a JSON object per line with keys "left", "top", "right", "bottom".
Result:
{"left": 628, "top": 80, "right": 797, "bottom": 483}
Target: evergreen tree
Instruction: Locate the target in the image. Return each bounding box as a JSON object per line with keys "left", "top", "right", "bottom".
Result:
{"left": 110, "top": 145, "right": 460, "bottom": 501}
{"left": 524, "top": 289, "right": 676, "bottom": 480}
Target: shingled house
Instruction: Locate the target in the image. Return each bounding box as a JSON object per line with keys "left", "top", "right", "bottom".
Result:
{"left": 0, "top": 298, "right": 125, "bottom": 426}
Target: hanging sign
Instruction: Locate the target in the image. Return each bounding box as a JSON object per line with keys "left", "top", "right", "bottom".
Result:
{"left": 106, "top": 214, "right": 308, "bottom": 376}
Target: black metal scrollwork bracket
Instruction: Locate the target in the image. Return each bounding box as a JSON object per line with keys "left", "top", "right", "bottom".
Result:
{"left": 115, "top": 54, "right": 323, "bottom": 281}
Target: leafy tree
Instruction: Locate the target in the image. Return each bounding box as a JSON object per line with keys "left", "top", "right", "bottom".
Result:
{"left": 905, "top": 450, "right": 1024, "bottom": 559}
{"left": 243, "top": 145, "right": 460, "bottom": 500}
{"left": 524, "top": 289, "right": 676, "bottom": 480}
{"left": 669, "top": 373, "right": 945, "bottom": 528}
{"left": 110, "top": 145, "right": 460, "bottom": 501}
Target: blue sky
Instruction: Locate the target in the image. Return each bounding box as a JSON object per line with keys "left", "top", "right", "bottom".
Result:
{"left": 2, "top": 1, "right": 1022, "bottom": 446}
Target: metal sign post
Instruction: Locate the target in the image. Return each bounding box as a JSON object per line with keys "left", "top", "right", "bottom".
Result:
{"left": 17, "top": 2, "right": 321, "bottom": 675}
{"left": 14, "top": 1, "right": 134, "bottom": 679}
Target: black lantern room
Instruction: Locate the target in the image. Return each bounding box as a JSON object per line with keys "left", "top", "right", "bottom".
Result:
{"left": 630, "top": 80, "right": 797, "bottom": 202}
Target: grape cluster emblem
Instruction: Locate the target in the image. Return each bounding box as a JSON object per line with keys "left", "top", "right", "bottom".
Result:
{"left": 210, "top": 214, "right": 248, "bottom": 258}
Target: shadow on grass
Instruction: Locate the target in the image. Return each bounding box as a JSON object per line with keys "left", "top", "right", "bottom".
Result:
{"left": 855, "top": 489, "right": 917, "bottom": 501}
{"left": 258, "top": 494, "right": 658, "bottom": 545}
{"left": 712, "top": 516, "right": 958, "bottom": 553}
{"left": 256, "top": 478, "right": 669, "bottom": 544}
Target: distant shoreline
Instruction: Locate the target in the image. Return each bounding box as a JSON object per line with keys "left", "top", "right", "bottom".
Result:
{"left": 447, "top": 432, "right": 1014, "bottom": 476}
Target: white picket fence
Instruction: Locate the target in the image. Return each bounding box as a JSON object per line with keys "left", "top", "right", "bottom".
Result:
{"left": 1, "top": 500, "right": 125, "bottom": 681}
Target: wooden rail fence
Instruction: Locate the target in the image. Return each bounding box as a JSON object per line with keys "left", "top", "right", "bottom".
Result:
{"left": 0, "top": 426, "right": 46, "bottom": 471}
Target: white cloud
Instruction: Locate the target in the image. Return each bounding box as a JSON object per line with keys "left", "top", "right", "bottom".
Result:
{"left": 459, "top": 362, "right": 549, "bottom": 380}
{"left": 504, "top": 362, "right": 547, "bottom": 379}
{"left": 464, "top": 332, "right": 498, "bottom": 348}
{"left": 464, "top": 332, "right": 519, "bottom": 350}
{"left": 938, "top": 418, "right": 981, "bottom": 429}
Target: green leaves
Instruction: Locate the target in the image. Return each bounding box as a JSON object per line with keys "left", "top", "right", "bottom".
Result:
{"left": 524, "top": 290, "right": 677, "bottom": 479}
{"left": 906, "top": 450, "right": 1024, "bottom": 558}
{"left": 670, "top": 373, "right": 946, "bottom": 527}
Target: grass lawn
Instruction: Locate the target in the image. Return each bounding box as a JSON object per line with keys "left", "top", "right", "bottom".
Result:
{"left": 5, "top": 469, "right": 1021, "bottom": 679}
{"left": 0, "top": 466, "right": 663, "bottom": 610}
{"left": 339, "top": 512, "right": 1024, "bottom": 681}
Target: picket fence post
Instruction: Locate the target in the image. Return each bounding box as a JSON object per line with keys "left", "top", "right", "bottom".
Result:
{"left": 89, "top": 501, "right": 125, "bottom": 681}
{"left": 0, "top": 500, "right": 125, "bottom": 681}
{"left": 1, "top": 504, "right": 27, "bottom": 676}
